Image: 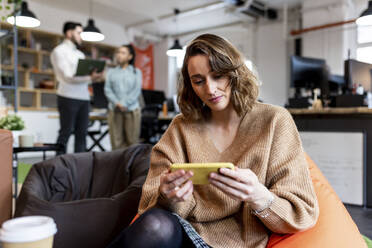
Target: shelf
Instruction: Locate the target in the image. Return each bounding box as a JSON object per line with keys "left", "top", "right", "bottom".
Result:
{"left": 0, "top": 85, "right": 16, "bottom": 90}
{"left": 18, "top": 106, "right": 42, "bottom": 111}
{"left": 8, "top": 45, "right": 50, "bottom": 55}
{"left": 18, "top": 87, "right": 56, "bottom": 93}
{"left": 40, "top": 107, "right": 57, "bottom": 111}
{"left": 0, "top": 64, "right": 25, "bottom": 71}
{"left": 18, "top": 105, "right": 57, "bottom": 112}
{"left": 18, "top": 87, "right": 37, "bottom": 92}
{"left": 38, "top": 88, "right": 57, "bottom": 93}
{"left": 18, "top": 106, "right": 57, "bottom": 112}
{"left": 29, "top": 69, "right": 54, "bottom": 75}
{"left": 0, "top": 65, "right": 54, "bottom": 75}
{"left": 39, "top": 50, "right": 51, "bottom": 55}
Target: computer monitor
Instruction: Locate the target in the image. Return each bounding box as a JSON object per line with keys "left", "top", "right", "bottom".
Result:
{"left": 142, "top": 89, "right": 166, "bottom": 106}
{"left": 344, "top": 59, "right": 372, "bottom": 92}
{"left": 290, "top": 55, "right": 329, "bottom": 98}
{"left": 328, "top": 74, "right": 345, "bottom": 95}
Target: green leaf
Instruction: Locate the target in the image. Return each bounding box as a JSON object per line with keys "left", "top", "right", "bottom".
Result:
{"left": 0, "top": 114, "right": 25, "bottom": 130}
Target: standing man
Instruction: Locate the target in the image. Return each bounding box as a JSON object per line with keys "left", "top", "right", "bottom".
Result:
{"left": 104, "top": 44, "right": 142, "bottom": 150}
{"left": 51, "top": 22, "right": 101, "bottom": 153}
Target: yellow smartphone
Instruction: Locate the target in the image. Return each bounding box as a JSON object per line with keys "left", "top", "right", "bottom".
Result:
{"left": 170, "top": 163, "right": 235, "bottom": 185}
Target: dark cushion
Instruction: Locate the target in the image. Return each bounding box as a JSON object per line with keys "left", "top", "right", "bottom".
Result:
{"left": 14, "top": 144, "right": 152, "bottom": 248}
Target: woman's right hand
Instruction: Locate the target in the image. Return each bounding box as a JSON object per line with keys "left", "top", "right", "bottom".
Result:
{"left": 115, "top": 103, "right": 127, "bottom": 112}
{"left": 159, "top": 169, "right": 194, "bottom": 204}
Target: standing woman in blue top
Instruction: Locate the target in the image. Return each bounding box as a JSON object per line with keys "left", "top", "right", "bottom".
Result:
{"left": 104, "top": 44, "right": 142, "bottom": 150}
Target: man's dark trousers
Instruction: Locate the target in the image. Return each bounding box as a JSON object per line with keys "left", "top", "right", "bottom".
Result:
{"left": 57, "top": 95, "right": 90, "bottom": 153}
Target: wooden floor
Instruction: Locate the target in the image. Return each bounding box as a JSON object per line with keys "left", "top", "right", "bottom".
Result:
{"left": 345, "top": 204, "right": 372, "bottom": 239}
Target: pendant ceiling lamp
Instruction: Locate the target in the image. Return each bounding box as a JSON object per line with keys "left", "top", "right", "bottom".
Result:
{"left": 7, "top": 1, "right": 40, "bottom": 28}
{"left": 81, "top": 0, "right": 104, "bottom": 42}
{"left": 167, "top": 39, "right": 183, "bottom": 57}
{"left": 167, "top": 9, "right": 184, "bottom": 57}
{"left": 356, "top": 0, "right": 372, "bottom": 26}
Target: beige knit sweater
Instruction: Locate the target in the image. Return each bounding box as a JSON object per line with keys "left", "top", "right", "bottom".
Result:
{"left": 138, "top": 102, "right": 319, "bottom": 248}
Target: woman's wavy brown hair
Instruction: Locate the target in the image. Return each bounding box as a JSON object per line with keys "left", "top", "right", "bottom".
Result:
{"left": 178, "top": 33, "right": 259, "bottom": 121}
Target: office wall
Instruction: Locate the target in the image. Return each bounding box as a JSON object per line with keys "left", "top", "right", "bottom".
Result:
{"left": 255, "top": 22, "right": 288, "bottom": 106}
{"left": 176, "top": 21, "right": 289, "bottom": 106}
{"left": 302, "top": 0, "right": 359, "bottom": 75}
{"left": 28, "top": 1, "right": 129, "bottom": 46}
{"left": 153, "top": 39, "right": 169, "bottom": 95}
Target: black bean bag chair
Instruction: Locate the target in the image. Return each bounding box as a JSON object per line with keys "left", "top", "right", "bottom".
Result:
{"left": 15, "top": 144, "right": 152, "bottom": 248}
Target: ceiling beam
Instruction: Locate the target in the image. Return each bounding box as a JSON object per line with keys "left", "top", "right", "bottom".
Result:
{"left": 126, "top": 1, "right": 227, "bottom": 28}
{"left": 173, "top": 20, "right": 248, "bottom": 38}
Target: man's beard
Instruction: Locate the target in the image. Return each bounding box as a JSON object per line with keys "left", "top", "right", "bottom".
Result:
{"left": 71, "top": 36, "right": 81, "bottom": 49}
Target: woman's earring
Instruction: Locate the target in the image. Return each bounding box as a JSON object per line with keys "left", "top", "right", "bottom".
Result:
{"left": 202, "top": 102, "right": 206, "bottom": 107}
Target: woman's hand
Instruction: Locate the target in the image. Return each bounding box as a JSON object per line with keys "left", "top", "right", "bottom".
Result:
{"left": 115, "top": 103, "right": 127, "bottom": 112}
{"left": 209, "top": 167, "right": 273, "bottom": 211}
{"left": 159, "top": 169, "right": 194, "bottom": 204}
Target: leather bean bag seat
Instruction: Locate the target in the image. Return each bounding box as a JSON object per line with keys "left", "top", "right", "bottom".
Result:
{"left": 267, "top": 154, "right": 367, "bottom": 248}
{"left": 14, "top": 144, "right": 152, "bottom": 248}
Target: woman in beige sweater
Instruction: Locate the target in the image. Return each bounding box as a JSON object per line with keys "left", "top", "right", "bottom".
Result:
{"left": 107, "top": 34, "right": 318, "bottom": 248}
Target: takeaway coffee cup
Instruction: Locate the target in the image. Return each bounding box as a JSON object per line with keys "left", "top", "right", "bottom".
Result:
{"left": 18, "top": 134, "right": 34, "bottom": 147}
{"left": 0, "top": 216, "right": 57, "bottom": 248}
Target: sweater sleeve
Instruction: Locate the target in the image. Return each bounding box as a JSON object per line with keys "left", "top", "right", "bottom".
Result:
{"left": 138, "top": 116, "right": 196, "bottom": 218}
{"left": 256, "top": 109, "right": 319, "bottom": 234}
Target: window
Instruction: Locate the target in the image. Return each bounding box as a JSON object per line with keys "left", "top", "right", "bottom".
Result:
{"left": 176, "top": 47, "right": 186, "bottom": 69}
{"left": 357, "top": 25, "right": 372, "bottom": 64}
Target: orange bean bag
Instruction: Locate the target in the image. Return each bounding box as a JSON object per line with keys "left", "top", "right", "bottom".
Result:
{"left": 267, "top": 154, "right": 366, "bottom": 248}
{"left": 131, "top": 154, "right": 366, "bottom": 247}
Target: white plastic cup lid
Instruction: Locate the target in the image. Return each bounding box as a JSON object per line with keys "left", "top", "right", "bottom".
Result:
{"left": 0, "top": 216, "right": 57, "bottom": 243}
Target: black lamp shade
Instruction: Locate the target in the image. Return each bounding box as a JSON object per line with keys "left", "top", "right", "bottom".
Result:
{"left": 84, "top": 19, "right": 101, "bottom": 33}
{"left": 81, "top": 18, "right": 105, "bottom": 42}
{"left": 7, "top": 1, "right": 40, "bottom": 28}
{"left": 361, "top": 1, "right": 372, "bottom": 17}
{"left": 20, "top": 2, "right": 37, "bottom": 19}
{"left": 356, "top": 1, "right": 372, "bottom": 26}
{"left": 167, "top": 39, "right": 184, "bottom": 57}
{"left": 169, "top": 39, "right": 182, "bottom": 50}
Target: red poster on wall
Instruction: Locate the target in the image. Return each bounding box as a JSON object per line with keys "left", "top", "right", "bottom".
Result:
{"left": 133, "top": 44, "right": 154, "bottom": 90}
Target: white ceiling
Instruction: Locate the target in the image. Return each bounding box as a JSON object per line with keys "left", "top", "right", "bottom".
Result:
{"left": 30, "top": 0, "right": 305, "bottom": 37}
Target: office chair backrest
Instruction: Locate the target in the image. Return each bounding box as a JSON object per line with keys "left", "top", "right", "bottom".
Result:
{"left": 142, "top": 89, "right": 165, "bottom": 106}
{"left": 91, "top": 83, "right": 108, "bottom": 109}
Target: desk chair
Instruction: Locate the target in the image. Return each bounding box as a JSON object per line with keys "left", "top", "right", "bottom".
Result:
{"left": 140, "top": 104, "right": 162, "bottom": 144}
{"left": 88, "top": 82, "right": 109, "bottom": 151}
{"left": 87, "top": 118, "right": 108, "bottom": 151}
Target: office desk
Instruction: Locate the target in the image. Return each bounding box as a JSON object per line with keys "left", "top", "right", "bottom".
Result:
{"left": 288, "top": 107, "right": 372, "bottom": 208}
{"left": 288, "top": 107, "right": 372, "bottom": 115}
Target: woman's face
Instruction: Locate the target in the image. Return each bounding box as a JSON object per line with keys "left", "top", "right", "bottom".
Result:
{"left": 116, "top": 47, "right": 132, "bottom": 65}
{"left": 187, "top": 54, "right": 232, "bottom": 113}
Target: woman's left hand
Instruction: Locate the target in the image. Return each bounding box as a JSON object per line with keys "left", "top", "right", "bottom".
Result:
{"left": 209, "top": 167, "right": 273, "bottom": 211}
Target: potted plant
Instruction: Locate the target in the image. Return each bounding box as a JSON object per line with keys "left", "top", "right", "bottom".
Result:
{"left": 0, "top": 114, "right": 25, "bottom": 146}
